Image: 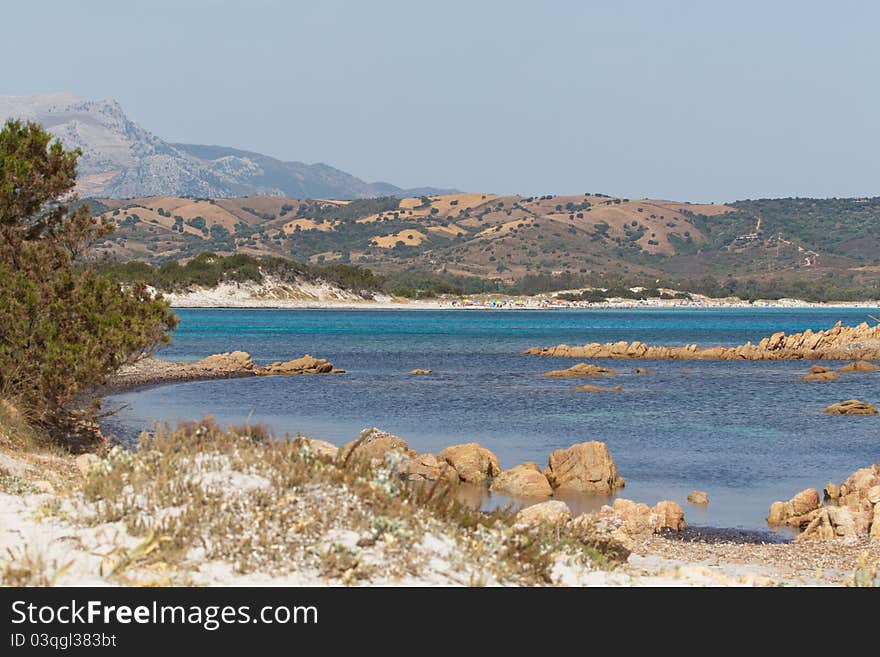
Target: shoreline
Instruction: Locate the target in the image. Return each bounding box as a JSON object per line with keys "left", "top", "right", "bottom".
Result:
{"left": 167, "top": 299, "right": 880, "bottom": 310}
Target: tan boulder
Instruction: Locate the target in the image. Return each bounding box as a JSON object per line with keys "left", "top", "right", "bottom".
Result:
{"left": 839, "top": 360, "right": 880, "bottom": 373}
{"left": 687, "top": 490, "right": 709, "bottom": 505}
{"left": 339, "top": 428, "right": 414, "bottom": 467}
{"left": 823, "top": 482, "right": 839, "bottom": 502}
{"left": 399, "top": 453, "right": 458, "bottom": 484}
{"left": 490, "top": 462, "right": 553, "bottom": 498}
{"left": 826, "top": 505, "right": 872, "bottom": 537}
{"left": 651, "top": 501, "right": 687, "bottom": 532}
{"left": 545, "top": 363, "right": 617, "bottom": 378}
{"left": 807, "top": 364, "right": 833, "bottom": 374}
{"left": 871, "top": 505, "right": 880, "bottom": 542}
{"left": 437, "top": 443, "right": 501, "bottom": 483}
{"left": 198, "top": 350, "right": 256, "bottom": 372}
{"left": 603, "top": 498, "right": 652, "bottom": 535}
{"left": 514, "top": 500, "right": 571, "bottom": 526}
{"left": 544, "top": 441, "right": 625, "bottom": 495}
{"left": 409, "top": 369, "right": 432, "bottom": 375}
{"left": 797, "top": 508, "right": 835, "bottom": 542}
{"left": 766, "top": 488, "right": 822, "bottom": 528}
{"left": 822, "top": 400, "right": 878, "bottom": 415}
{"left": 258, "top": 354, "right": 338, "bottom": 375}
{"left": 567, "top": 513, "right": 632, "bottom": 562}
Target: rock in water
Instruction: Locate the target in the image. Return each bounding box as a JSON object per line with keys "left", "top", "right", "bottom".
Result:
{"left": 408, "top": 369, "right": 432, "bottom": 375}
{"left": 838, "top": 360, "right": 880, "bottom": 373}
{"left": 543, "top": 441, "right": 625, "bottom": 495}
{"left": 544, "top": 363, "right": 617, "bottom": 378}
{"left": 687, "top": 490, "right": 709, "bottom": 505}
{"left": 802, "top": 370, "right": 840, "bottom": 381}
{"left": 575, "top": 384, "right": 622, "bottom": 393}
{"left": 437, "top": 443, "right": 501, "bottom": 483}
{"left": 490, "top": 462, "right": 553, "bottom": 498}
{"left": 822, "top": 400, "right": 879, "bottom": 415}
{"left": 258, "top": 354, "right": 338, "bottom": 375}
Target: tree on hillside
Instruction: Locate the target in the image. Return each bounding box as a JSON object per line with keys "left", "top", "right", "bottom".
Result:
{"left": 0, "top": 119, "right": 178, "bottom": 450}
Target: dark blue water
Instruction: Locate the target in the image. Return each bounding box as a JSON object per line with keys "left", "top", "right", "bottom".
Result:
{"left": 105, "top": 308, "right": 880, "bottom": 531}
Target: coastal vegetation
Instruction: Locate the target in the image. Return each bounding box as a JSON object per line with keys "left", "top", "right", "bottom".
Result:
{"left": 96, "top": 253, "right": 384, "bottom": 296}
{"left": 0, "top": 119, "right": 177, "bottom": 449}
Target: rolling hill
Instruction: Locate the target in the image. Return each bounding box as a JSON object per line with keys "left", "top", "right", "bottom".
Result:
{"left": 0, "top": 93, "right": 452, "bottom": 199}
{"left": 85, "top": 192, "right": 880, "bottom": 297}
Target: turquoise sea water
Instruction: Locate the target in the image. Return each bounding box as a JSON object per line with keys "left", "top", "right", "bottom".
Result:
{"left": 104, "top": 308, "right": 880, "bottom": 532}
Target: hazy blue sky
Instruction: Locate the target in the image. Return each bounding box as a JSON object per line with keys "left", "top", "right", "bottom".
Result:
{"left": 3, "top": 1, "right": 878, "bottom": 201}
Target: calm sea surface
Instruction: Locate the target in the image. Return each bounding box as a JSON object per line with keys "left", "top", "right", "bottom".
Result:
{"left": 104, "top": 307, "right": 880, "bottom": 532}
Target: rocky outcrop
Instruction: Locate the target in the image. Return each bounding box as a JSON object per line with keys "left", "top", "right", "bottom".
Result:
{"left": 258, "top": 354, "right": 343, "bottom": 375}
{"left": 687, "top": 490, "right": 709, "bottom": 505}
{"left": 523, "top": 321, "right": 880, "bottom": 361}
{"left": 544, "top": 363, "right": 617, "bottom": 378}
{"left": 110, "top": 351, "right": 342, "bottom": 388}
{"left": 838, "top": 360, "right": 880, "bottom": 373}
{"left": 774, "top": 464, "right": 880, "bottom": 542}
{"left": 543, "top": 441, "right": 625, "bottom": 495}
{"left": 575, "top": 384, "right": 622, "bottom": 393}
{"left": 490, "top": 462, "right": 553, "bottom": 498}
{"left": 515, "top": 500, "right": 571, "bottom": 526}
{"left": 437, "top": 443, "right": 501, "bottom": 484}
{"left": 822, "top": 400, "right": 878, "bottom": 415}
{"left": 767, "top": 488, "right": 822, "bottom": 528}
{"left": 409, "top": 369, "right": 432, "bottom": 375}
{"left": 339, "top": 428, "right": 414, "bottom": 467}
{"left": 570, "top": 498, "right": 687, "bottom": 547}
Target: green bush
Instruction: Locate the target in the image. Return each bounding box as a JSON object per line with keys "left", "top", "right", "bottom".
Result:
{"left": 0, "top": 120, "right": 177, "bottom": 449}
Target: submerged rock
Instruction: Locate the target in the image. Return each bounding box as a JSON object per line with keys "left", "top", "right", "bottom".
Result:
{"left": 838, "top": 360, "right": 880, "bottom": 373}
{"left": 408, "top": 368, "right": 432, "bottom": 375}
{"left": 687, "top": 490, "right": 709, "bottom": 506}
{"left": 801, "top": 368, "right": 840, "bottom": 381}
{"left": 543, "top": 440, "right": 625, "bottom": 495}
{"left": 574, "top": 384, "right": 622, "bottom": 393}
{"left": 544, "top": 363, "right": 617, "bottom": 378}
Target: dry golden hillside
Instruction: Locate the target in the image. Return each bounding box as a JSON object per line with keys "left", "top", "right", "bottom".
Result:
{"left": 88, "top": 192, "right": 876, "bottom": 285}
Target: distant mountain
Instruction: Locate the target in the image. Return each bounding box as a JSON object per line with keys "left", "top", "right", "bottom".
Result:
{"left": 0, "top": 93, "right": 454, "bottom": 199}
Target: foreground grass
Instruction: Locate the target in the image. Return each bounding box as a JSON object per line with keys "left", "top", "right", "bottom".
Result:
{"left": 4, "top": 419, "right": 616, "bottom": 586}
